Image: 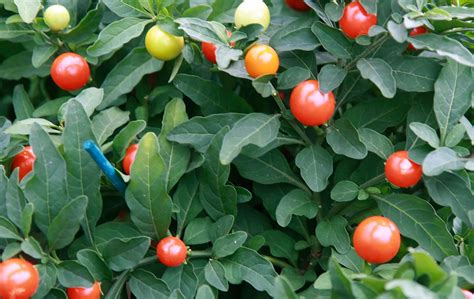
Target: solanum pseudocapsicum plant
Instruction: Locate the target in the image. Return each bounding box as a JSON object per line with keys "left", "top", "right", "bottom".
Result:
{"left": 0, "top": 0, "right": 473, "bottom": 298}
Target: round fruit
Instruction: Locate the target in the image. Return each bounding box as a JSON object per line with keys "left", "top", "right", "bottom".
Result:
{"left": 407, "top": 26, "right": 427, "bottom": 51}
{"left": 202, "top": 30, "right": 233, "bottom": 64}
{"left": 353, "top": 216, "right": 401, "bottom": 264}
{"left": 235, "top": 0, "right": 270, "bottom": 31}
{"left": 244, "top": 44, "right": 279, "bottom": 78}
{"left": 285, "top": 0, "right": 311, "bottom": 11}
{"left": 0, "top": 258, "right": 40, "bottom": 299}
{"left": 156, "top": 236, "right": 188, "bottom": 267}
{"left": 278, "top": 91, "right": 286, "bottom": 100}
{"left": 339, "top": 1, "right": 377, "bottom": 39}
{"left": 51, "top": 52, "right": 90, "bottom": 91}
{"left": 11, "top": 146, "right": 36, "bottom": 181}
{"left": 44, "top": 4, "right": 70, "bottom": 31}
{"left": 463, "top": 290, "right": 474, "bottom": 299}
{"left": 289, "top": 80, "right": 335, "bottom": 126}
{"left": 145, "top": 25, "right": 184, "bottom": 61}
{"left": 385, "top": 150, "right": 422, "bottom": 188}
{"left": 67, "top": 282, "right": 101, "bottom": 299}
{"left": 122, "top": 143, "right": 138, "bottom": 175}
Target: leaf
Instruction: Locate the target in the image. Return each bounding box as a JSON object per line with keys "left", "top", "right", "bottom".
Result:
{"left": 24, "top": 124, "right": 69, "bottom": 235}
{"left": 409, "top": 122, "right": 440, "bottom": 148}
{"left": 331, "top": 181, "right": 359, "bottom": 202}
{"left": 262, "top": 230, "right": 298, "bottom": 265}
{"left": 0, "top": 51, "right": 50, "bottom": 80}
{"left": 87, "top": 18, "right": 152, "bottom": 57}
{"left": 12, "top": 85, "right": 33, "bottom": 120}
{"left": 102, "top": 237, "right": 150, "bottom": 271}
{"left": 209, "top": 215, "right": 234, "bottom": 242}
{"left": 32, "top": 44, "right": 57, "bottom": 68}
{"left": 174, "top": 172, "right": 202, "bottom": 235}
{"left": 328, "top": 257, "right": 354, "bottom": 298}
{"left": 14, "top": 0, "right": 40, "bottom": 23}
{"left": 175, "top": 17, "right": 223, "bottom": 44}
{"left": 358, "top": 128, "right": 394, "bottom": 160}
{"left": 126, "top": 133, "right": 172, "bottom": 239}
{"left": 295, "top": 145, "right": 333, "bottom": 192}
{"left": 129, "top": 269, "right": 171, "bottom": 299}
{"left": 212, "top": 231, "right": 247, "bottom": 258}
{"left": 99, "top": 48, "right": 164, "bottom": 109}
{"left": 408, "top": 33, "right": 474, "bottom": 67}
{"left": 388, "top": 56, "right": 441, "bottom": 92}
{"left": 48, "top": 196, "right": 88, "bottom": 250}
{"left": 183, "top": 217, "right": 212, "bottom": 245}
{"left": 425, "top": 173, "right": 474, "bottom": 227}
{"left": 168, "top": 113, "right": 244, "bottom": 153}
{"left": 61, "top": 5, "right": 104, "bottom": 44}
{"left": 374, "top": 194, "right": 458, "bottom": 261}
{"left": 204, "top": 260, "right": 229, "bottom": 291}
{"left": 21, "top": 237, "right": 43, "bottom": 259}
{"left": 316, "top": 216, "right": 351, "bottom": 254}
{"left": 92, "top": 107, "right": 129, "bottom": 145}
{"left": 0, "top": 216, "right": 22, "bottom": 241}
{"left": 6, "top": 169, "right": 25, "bottom": 230}
{"left": 196, "top": 285, "right": 215, "bottom": 299}
{"left": 220, "top": 113, "right": 280, "bottom": 165}
{"left": 65, "top": 87, "right": 104, "bottom": 118}
{"left": 422, "top": 147, "right": 465, "bottom": 176}
{"left": 162, "top": 265, "right": 198, "bottom": 299}
{"left": 57, "top": 261, "right": 94, "bottom": 288}
{"left": 433, "top": 59, "right": 473, "bottom": 143}
{"left": 312, "top": 21, "right": 352, "bottom": 59}
{"left": 32, "top": 263, "right": 56, "bottom": 298}
{"left": 275, "top": 189, "right": 318, "bottom": 227}
{"left": 277, "top": 67, "right": 312, "bottom": 90}
{"left": 357, "top": 58, "right": 396, "bottom": 98}
{"left": 158, "top": 98, "right": 190, "bottom": 192}
{"left": 215, "top": 46, "right": 242, "bottom": 69}
{"left": 445, "top": 124, "right": 465, "bottom": 147}
{"left": 0, "top": 23, "right": 34, "bottom": 39}
{"left": 318, "top": 64, "right": 347, "bottom": 93}
{"left": 221, "top": 247, "right": 277, "bottom": 296}
{"left": 103, "top": 0, "right": 143, "bottom": 17}
{"left": 76, "top": 249, "right": 113, "bottom": 282}
{"left": 327, "top": 119, "right": 367, "bottom": 159}
{"left": 270, "top": 18, "right": 319, "bottom": 52}
{"left": 273, "top": 276, "right": 298, "bottom": 299}
{"left": 112, "top": 120, "right": 147, "bottom": 159}
{"left": 5, "top": 118, "right": 60, "bottom": 135}
{"left": 385, "top": 279, "right": 437, "bottom": 299}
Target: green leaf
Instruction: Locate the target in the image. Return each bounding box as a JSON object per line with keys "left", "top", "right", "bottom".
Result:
{"left": 0, "top": 23, "right": 34, "bottom": 39}
{"left": 87, "top": 18, "right": 152, "bottom": 57}
{"left": 24, "top": 123, "right": 68, "bottom": 235}
{"left": 168, "top": 113, "right": 244, "bottom": 153}
{"left": 6, "top": 169, "right": 25, "bottom": 230}
{"left": 318, "top": 64, "right": 347, "bottom": 93}
{"left": 273, "top": 276, "right": 298, "bottom": 299}
{"left": 13, "top": 0, "right": 40, "bottom": 23}
{"left": 2, "top": 242, "right": 21, "bottom": 260}
{"left": 358, "top": 128, "right": 394, "bottom": 160}
{"left": 184, "top": 217, "right": 212, "bottom": 245}
{"left": 64, "top": 87, "right": 104, "bottom": 118}
{"left": 316, "top": 216, "right": 351, "bottom": 254}
{"left": 92, "top": 107, "right": 129, "bottom": 145}
{"left": 112, "top": 120, "right": 147, "bottom": 159}
{"left": 174, "top": 172, "right": 202, "bottom": 235}
{"left": 408, "top": 34, "right": 474, "bottom": 67}
{"left": 276, "top": 189, "right": 317, "bottom": 227}
{"left": 388, "top": 56, "right": 441, "bottom": 92}
{"left": 374, "top": 194, "right": 458, "bottom": 261}
{"left": 212, "top": 231, "right": 247, "bottom": 258}
{"left": 175, "top": 17, "right": 222, "bottom": 44}
{"left": 331, "top": 181, "right": 359, "bottom": 202}
{"left": 61, "top": 5, "right": 104, "bottom": 44}
{"left": 385, "top": 279, "right": 437, "bottom": 299}
{"left": 209, "top": 215, "right": 234, "bottom": 242}
{"left": 312, "top": 21, "right": 352, "bottom": 59}
{"left": 183, "top": 5, "right": 213, "bottom": 19}
{"left": 99, "top": 48, "right": 164, "bottom": 109}
{"left": 32, "top": 263, "right": 57, "bottom": 298}
{"left": 162, "top": 265, "right": 198, "bottom": 299}
{"left": 129, "top": 269, "right": 171, "bottom": 299}
{"left": 262, "top": 230, "right": 298, "bottom": 265}
{"left": 21, "top": 236, "right": 43, "bottom": 259}
{"left": 0, "top": 216, "right": 22, "bottom": 241}
{"left": 216, "top": 46, "right": 242, "bottom": 69}
{"left": 270, "top": 18, "right": 319, "bottom": 52}
{"left": 220, "top": 113, "right": 280, "bottom": 165}
{"left": 5, "top": 118, "right": 60, "bottom": 135}
{"left": 57, "top": 261, "right": 94, "bottom": 288}
{"left": 12, "top": 85, "right": 33, "bottom": 120}
{"left": 327, "top": 119, "right": 367, "bottom": 159}
{"left": 126, "top": 132, "right": 172, "bottom": 239}
{"left": 277, "top": 67, "right": 312, "bottom": 90}
{"left": 76, "top": 249, "right": 113, "bottom": 282}
{"left": 328, "top": 257, "right": 354, "bottom": 298}
{"left": 295, "top": 145, "right": 333, "bottom": 192}
{"left": 158, "top": 98, "right": 190, "bottom": 192}
{"left": 422, "top": 147, "right": 465, "bottom": 176}
{"left": 19, "top": 204, "right": 33, "bottom": 239}
{"left": 196, "top": 285, "right": 215, "bottom": 299}
{"left": 32, "top": 44, "right": 58, "bottom": 68}
{"left": 409, "top": 122, "right": 440, "bottom": 148}
{"left": 102, "top": 236, "right": 150, "bottom": 271}
{"left": 0, "top": 51, "right": 50, "bottom": 80}
{"left": 410, "top": 250, "right": 447, "bottom": 287}
{"left": 433, "top": 59, "right": 473, "bottom": 143}
{"left": 445, "top": 124, "right": 465, "bottom": 147}
{"left": 221, "top": 247, "right": 277, "bottom": 296}
{"left": 204, "top": 260, "right": 229, "bottom": 291}
{"left": 47, "top": 196, "right": 87, "bottom": 250}
{"left": 425, "top": 173, "right": 474, "bottom": 227}
{"left": 357, "top": 58, "right": 396, "bottom": 98}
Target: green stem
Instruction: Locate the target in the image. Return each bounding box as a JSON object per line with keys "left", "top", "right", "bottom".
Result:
{"left": 264, "top": 255, "right": 293, "bottom": 269}
{"left": 344, "top": 34, "right": 390, "bottom": 71}
{"left": 360, "top": 173, "right": 386, "bottom": 189}
{"left": 189, "top": 249, "right": 213, "bottom": 258}
{"left": 134, "top": 256, "right": 157, "bottom": 268}
{"left": 105, "top": 270, "right": 130, "bottom": 299}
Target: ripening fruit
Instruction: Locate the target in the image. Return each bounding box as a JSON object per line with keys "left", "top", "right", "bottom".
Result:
{"left": 235, "top": 0, "right": 271, "bottom": 31}
{"left": 285, "top": 0, "right": 311, "bottom": 11}
{"left": 353, "top": 216, "right": 401, "bottom": 264}
{"left": 67, "top": 282, "right": 101, "bottom": 299}
{"left": 385, "top": 150, "right": 422, "bottom": 188}
{"left": 0, "top": 258, "right": 40, "bottom": 299}
{"left": 244, "top": 44, "right": 279, "bottom": 78}
{"left": 339, "top": 1, "right": 377, "bottom": 39}
{"left": 11, "top": 146, "right": 36, "bottom": 181}
{"left": 407, "top": 26, "right": 427, "bottom": 51}
{"left": 122, "top": 143, "right": 138, "bottom": 175}
{"left": 156, "top": 236, "right": 188, "bottom": 267}
{"left": 463, "top": 290, "right": 474, "bottom": 299}
{"left": 145, "top": 25, "right": 184, "bottom": 61}
{"left": 290, "top": 80, "right": 335, "bottom": 126}
{"left": 51, "top": 52, "right": 90, "bottom": 91}
{"left": 202, "top": 30, "right": 233, "bottom": 64}
{"left": 44, "top": 4, "right": 70, "bottom": 31}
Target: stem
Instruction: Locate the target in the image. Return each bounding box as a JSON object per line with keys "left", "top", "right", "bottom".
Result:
{"left": 360, "top": 173, "right": 386, "bottom": 189}
{"left": 271, "top": 90, "right": 312, "bottom": 146}
{"left": 105, "top": 270, "right": 130, "bottom": 299}
{"left": 134, "top": 256, "right": 157, "bottom": 268}
{"left": 188, "top": 249, "right": 213, "bottom": 258}
{"left": 264, "top": 255, "right": 293, "bottom": 269}
{"left": 344, "top": 35, "right": 390, "bottom": 71}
